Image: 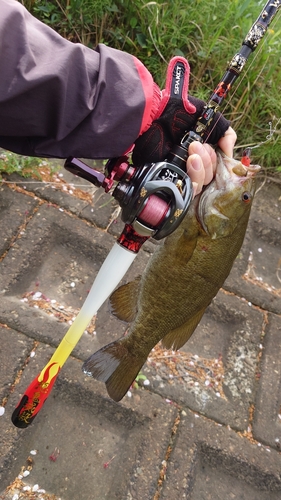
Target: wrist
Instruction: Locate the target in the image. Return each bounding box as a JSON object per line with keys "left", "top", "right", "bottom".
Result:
{"left": 139, "top": 81, "right": 162, "bottom": 135}
{"left": 132, "top": 55, "right": 162, "bottom": 136}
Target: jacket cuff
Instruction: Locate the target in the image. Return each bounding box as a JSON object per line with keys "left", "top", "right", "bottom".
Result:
{"left": 132, "top": 56, "right": 162, "bottom": 136}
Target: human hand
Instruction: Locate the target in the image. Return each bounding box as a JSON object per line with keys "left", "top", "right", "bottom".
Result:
{"left": 132, "top": 56, "right": 231, "bottom": 168}
{"left": 187, "top": 126, "right": 237, "bottom": 197}
{"left": 133, "top": 56, "right": 236, "bottom": 198}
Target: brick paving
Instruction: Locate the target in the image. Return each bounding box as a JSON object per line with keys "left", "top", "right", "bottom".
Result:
{"left": 0, "top": 163, "right": 280, "bottom": 499}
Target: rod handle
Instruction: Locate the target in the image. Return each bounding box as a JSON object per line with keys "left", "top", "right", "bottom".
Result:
{"left": 11, "top": 363, "right": 60, "bottom": 428}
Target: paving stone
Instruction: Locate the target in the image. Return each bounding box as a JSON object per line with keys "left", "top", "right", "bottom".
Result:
{"left": 142, "top": 290, "right": 264, "bottom": 431}
{"left": 0, "top": 185, "right": 39, "bottom": 255}
{"left": 161, "top": 408, "right": 281, "bottom": 499}
{"left": 31, "top": 184, "right": 92, "bottom": 217}
{"left": 0, "top": 326, "right": 34, "bottom": 401}
{"left": 224, "top": 214, "right": 281, "bottom": 315}
{"left": 0, "top": 343, "right": 177, "bottom": 500}
{"left": 247, "top": 215, "right": 281, "bottom": 291}
{"left": 224, "top": 181, "right": 281, "bottom": 315}
{"left": 224, "top": 181, "right": 281, "bottom": 314}
{"left": 252, "top": 312, "right": 281, "bottom": 450}
{"left": 0, "top": 203, "right": 150, "bottom": 359}
{"left": 0, "top": 203, "right": 115, "bottom": 303}
{"left": 1, "top": 169, "right": 280, "bottom": 500}
{"left": 6, "top": 161, "right": 121, "bottom": 228}
{"left": 253, "top": 179, "right": 281, "bottom": 222}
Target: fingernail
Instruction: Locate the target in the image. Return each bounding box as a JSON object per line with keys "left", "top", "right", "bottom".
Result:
{"left": 190, "top": 141, "right": 204, "bottom": 155}
{"left": 192, "top": 182, "right": 198, "bottom": 198}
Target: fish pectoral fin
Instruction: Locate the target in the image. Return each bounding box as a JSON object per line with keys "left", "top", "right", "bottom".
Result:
{"left": 82, "top": 340, "right": 145, "bottom": 402}
{"left": 161, "top": 307, "right": 206, "bottom": 351}
{"left": 165, "top": 228, "right": 198, "bottom": 264}
{"left": 109, "top": 276, "right": 141, "bottom": 322}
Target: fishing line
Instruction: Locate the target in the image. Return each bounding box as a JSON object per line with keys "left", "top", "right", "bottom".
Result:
{"left": 204, "top": 45, "right": 271, "bottom": 144}
{"left": 247, "top": 117, "right": 281, "bottom": 149}
{"left": 0, "top": 179, "right": 95, "bottom": 188}
{"left": 237, "top": 117, "right": 281, "bottom": 150}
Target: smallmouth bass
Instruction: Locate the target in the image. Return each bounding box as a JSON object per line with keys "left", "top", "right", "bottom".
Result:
{"left": 83, "top": 151, "right": 260, "bottom": 401}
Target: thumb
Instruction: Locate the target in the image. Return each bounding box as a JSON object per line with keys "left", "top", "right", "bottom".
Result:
{"left": 217, "top": 126, "right": 237, "bottom": 158}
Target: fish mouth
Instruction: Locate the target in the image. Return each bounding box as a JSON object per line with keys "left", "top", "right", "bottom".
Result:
{"left": 243, "top": 164, "right": 261, "bottom": 175}
{"left": 217, "top": 150, "right": 261, "bottom": 181}
{"left": 232, "top": 161, "right": 261, "bottom": 179}
{"left": 196, "top": 150, "right": 261, "bottom": 235}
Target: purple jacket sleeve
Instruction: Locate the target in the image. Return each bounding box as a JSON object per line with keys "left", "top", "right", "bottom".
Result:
{"left": 0, "top": 0, "right": 160, "bottom": 159}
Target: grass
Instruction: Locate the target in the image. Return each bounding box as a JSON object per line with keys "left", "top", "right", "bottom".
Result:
{"left": 17, "top": 0, "right": 281, "bottom": 173}
{"left": 0, "top": 150, "right": 59, "bottom": 179}
{"left": 0, "top": 151, "right": 42, "bottom": 178}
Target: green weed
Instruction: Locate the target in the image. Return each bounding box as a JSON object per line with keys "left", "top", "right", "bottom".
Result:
{"left": 0, "top": 150, "right": 42, "bottom": 178}
{"left": 0, "top": 150, "right": 52, "bottom": 179}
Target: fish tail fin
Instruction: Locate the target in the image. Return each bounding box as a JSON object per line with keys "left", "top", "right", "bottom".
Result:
{"left": 82, "top": 340, "right": 145, "bottom": 402}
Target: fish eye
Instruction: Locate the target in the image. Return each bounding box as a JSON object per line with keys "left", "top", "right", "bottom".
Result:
{"left": 242, "top": 191, "right": 251, "bottom": 203}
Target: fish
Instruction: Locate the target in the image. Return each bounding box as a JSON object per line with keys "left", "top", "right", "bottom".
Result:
{"left": 82, "top": 151, "right": 260, "bottom": 401}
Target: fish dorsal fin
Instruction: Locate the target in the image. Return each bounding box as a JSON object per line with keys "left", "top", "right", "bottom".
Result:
{"left": 109, "top": 276, "right": 141, "bottom": 322}
{"left": 161, "top": 307, "right": 206, "bottom": 351}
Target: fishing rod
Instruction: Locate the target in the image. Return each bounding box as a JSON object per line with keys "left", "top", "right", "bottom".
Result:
{"left": 12, "top": 0, "right": 281, "bottom": 428}
{"left": 174, "top": 0, "right": 281, "bottom": 154}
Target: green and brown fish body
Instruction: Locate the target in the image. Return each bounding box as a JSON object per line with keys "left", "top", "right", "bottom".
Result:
{"left": 83, "top": 152, "right": 260, "bottom": 401}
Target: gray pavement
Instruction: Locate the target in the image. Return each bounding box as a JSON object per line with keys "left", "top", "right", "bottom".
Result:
{"left": 0, "top": 162, "right": 280, "bottom": 500}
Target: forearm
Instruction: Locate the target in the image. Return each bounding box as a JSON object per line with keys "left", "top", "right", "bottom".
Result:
{"left": 0, "top": 0, "right": 157, "bottom": 159}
